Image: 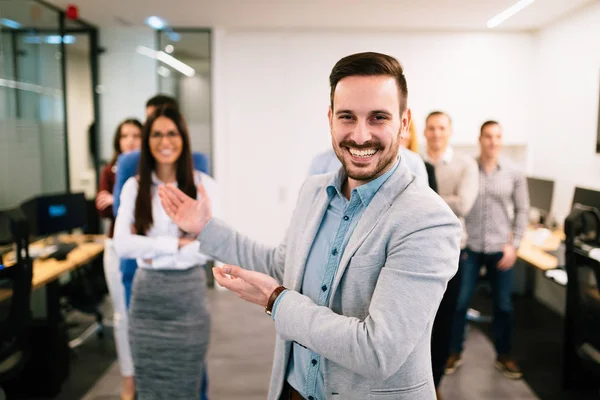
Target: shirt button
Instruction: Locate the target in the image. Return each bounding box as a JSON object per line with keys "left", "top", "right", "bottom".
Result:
{"left": 321, "top": 285, "right": 327, "bottom": 292}
{"left": 343, "top": 215, "right": 349, "bottom": 221}
{"left": 332, "top": 248, "right": 338, "bottom": 256}
{"left": 312, "top": 359, "right": 317, "bottom": 366}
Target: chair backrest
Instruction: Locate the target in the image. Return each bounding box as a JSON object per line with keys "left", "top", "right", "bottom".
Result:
{"left": 0, "top": 209, "right": 33, "bottom": 376}
{"left": 112, "top": 150, "right": 210, "bottom": 215}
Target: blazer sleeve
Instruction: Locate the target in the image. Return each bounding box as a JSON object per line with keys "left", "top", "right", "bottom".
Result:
{"left": 198, "top": 218, "right": 287, "bottom": 283}
{"left": 273, "top": 203, "right": 461, "bottom": 381}
{"left": 196, "top": 179, "right": 311, "bottom": 283}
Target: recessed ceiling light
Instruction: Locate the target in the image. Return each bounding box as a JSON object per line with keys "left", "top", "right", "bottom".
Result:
{"left": 1, "top": 18, "right": 21, "bottom": 29}
{"left": 145, "top": 16, "right": 167, "bottom": 30}
{"left": 487, "top": 0, "right": 536, "bottom": 28}
{"left": 45, "top": 35, "right": 76, "bottom": 44}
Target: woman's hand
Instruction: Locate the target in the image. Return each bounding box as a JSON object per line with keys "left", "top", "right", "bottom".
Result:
{"left": 96, "top": 190, "right": 114, "bottom": 211}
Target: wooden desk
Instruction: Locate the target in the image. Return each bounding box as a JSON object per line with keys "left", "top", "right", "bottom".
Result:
{"left": 518, "top": 226, "right": 565, "bottom": 297}
{"left": 518, "top": 226, "right": 564, "bottom": 271}
{"left": 0, "top": 234, "right": 105, "bottom": 302}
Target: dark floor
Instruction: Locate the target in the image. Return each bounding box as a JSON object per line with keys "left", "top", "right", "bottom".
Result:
{"left": 1, "top": 301, "right": 116, "bottom": 400}
{"left": 83, "top": 289, "right": 538, "bottom": 400}
{"left": 7, "top": 288, "right": 597, "bottom": 400}
{"left": 471, "top": 290, "right": 600, "bottom": 400}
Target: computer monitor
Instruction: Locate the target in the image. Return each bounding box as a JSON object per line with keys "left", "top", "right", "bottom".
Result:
{"left": 572, "top": 186, "right": 600, "bottom": 211}
{"left": 527, "top": 177, "right": 554, "bottom": 217}
{"left": 20, "top": 192, "right": 87, "bottom": 237}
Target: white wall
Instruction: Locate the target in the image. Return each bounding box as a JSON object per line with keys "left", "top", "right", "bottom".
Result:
{"left": 99, "top": 27, "right": 157, "bottom": 161}
{"left": 212, "top": 31, "right": 536, "bottom": 244}
{"left": 531, "top": 1, "right": 600, "bottom": 222}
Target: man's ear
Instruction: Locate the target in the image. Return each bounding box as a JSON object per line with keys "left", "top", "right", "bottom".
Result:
{"left": 400, "top": 108, "right": 411, "bottom": 138}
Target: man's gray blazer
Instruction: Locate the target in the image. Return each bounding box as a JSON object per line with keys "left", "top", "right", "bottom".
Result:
{"left": 199, "top": 157, "right": 462, "bottom": 399}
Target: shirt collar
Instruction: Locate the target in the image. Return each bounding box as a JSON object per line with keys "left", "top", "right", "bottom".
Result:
{"left": 326, "top": 157, "right": 400, "bottom": 206}
{"left": 151, "top": 172, "right": 180, "bottom": 186}
{"left": 423, "top": 146, "right": 454, "bottom": 164}
{"left": 442, "top": 146, "right": 454, "bottom": 164}
{"left": 477, "top": 157, "right": 502, "bottom": 171}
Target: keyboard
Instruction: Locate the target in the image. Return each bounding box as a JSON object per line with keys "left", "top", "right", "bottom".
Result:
{"left": 43, "top": 242, "right": 78, "bottom": 261}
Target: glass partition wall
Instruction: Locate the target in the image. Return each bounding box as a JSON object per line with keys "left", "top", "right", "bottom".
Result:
{"left": 157, "top": 29, "right": 213, "bottom": 171}
{"left": 0, "top": 0, "right": 100, "bottom": 210}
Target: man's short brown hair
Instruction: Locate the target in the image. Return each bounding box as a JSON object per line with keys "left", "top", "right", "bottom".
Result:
{"left": 425, "top": 111, "right": 452, "bottom": 125}
{"left": 480, "top": 120, "right": 500, "bottom": 135}
{"left": 329, "top": 52, "right": 408, "bottom": 114}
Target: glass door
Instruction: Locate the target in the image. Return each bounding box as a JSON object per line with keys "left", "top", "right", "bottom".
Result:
{"left": 0, "top": 0, "right": 67, "bottom": 209}
{"left": 157, "top": 29, "right": 213, "bottom": 170}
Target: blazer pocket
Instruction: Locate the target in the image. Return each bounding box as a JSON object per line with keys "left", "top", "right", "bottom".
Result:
{"left": 369, "top": 381, "right": 428, "bottom": 399}
{"left": 348, "top": 254, "right": 384, "bottom": 270}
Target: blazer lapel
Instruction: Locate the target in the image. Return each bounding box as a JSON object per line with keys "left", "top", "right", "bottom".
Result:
{"left": 290, "top": 185, "right": 330, "bottom": 291}
{"left": 329, "top": 161, "right": 415, "bottom": 300}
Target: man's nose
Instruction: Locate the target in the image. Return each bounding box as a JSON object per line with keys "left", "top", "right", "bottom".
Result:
{"left": 351, "top": 120, "right": 370, "bottom": 145}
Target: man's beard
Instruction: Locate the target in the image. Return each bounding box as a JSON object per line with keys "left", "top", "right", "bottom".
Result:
{"left": 334, "top": 139, "right": 399, "bottom": 182}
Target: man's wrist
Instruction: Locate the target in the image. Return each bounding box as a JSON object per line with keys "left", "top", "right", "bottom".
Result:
{"left": 265, "top": 286, "right": 287, "bottom": 317}
{"left": 270, "top": 289, "right": 288, "bottom": 320}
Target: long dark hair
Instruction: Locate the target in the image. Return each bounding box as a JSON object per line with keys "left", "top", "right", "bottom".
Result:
{"left": 109, "top": 118, "right": 143, "bottom": 166}
{"left": 134, "top": 106, "right": 196, "bottom": 235}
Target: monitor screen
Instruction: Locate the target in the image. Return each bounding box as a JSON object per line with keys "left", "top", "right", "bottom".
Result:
{"left": 527, "top": 177, "right": 554, "bottom": 215}
{"left": 572, "top": 187, "right": 600, "bottom": 212}
{"left": 20, "top": 192, "right": 87, "bottom": 237}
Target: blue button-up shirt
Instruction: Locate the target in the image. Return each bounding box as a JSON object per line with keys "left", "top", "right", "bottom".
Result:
{"left": 273, "top": 158, "right": 399, "bottom": 400}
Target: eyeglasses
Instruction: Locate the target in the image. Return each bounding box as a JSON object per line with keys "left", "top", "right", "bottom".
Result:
{"left": 149, "top": 131, "right": 180, "bottom": 141}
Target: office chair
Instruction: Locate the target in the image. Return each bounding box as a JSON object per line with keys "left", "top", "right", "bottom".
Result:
{"left": 0, "top": 209, "right": 33, "bottom": 396}
{"left": 563, "top": 206, "right": 600, "bottom": 390}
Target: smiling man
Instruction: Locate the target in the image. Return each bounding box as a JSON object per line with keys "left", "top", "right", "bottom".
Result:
{"left": 158, "top": 52, "right": 461, "bottom": 400}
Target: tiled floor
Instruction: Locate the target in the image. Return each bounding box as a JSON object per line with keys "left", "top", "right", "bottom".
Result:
{"left": 83, "top": 288, "right": 539, "bottom": 400}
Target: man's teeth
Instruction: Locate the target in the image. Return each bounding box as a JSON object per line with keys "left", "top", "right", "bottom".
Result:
{"left": 349, "top": 148, "right": 377, "bottom": 157}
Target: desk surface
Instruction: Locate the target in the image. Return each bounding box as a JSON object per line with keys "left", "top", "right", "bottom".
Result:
{"left": 518, "top": 226, "right": 564, "bottom": 271}
{"left": 0, "top": 234, "right": 104, "bottom": 302}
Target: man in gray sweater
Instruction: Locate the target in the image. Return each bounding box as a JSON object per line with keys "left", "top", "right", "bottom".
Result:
{"left": 422, "top": 111, "right": 479, "bottom": 398}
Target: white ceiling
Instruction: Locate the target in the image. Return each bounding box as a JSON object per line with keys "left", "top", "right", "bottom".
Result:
{"left": 44, "top": 0, "right": 596, "bottom": 31}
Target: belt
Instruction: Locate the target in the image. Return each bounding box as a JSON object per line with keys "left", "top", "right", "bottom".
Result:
{"left": 282, "top": 381, "right": 306, "bottom": 400}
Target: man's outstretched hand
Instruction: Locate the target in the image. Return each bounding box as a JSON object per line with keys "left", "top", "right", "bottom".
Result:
{"left": 158, "top": 182, "right": 212, "bottom": 235}
{"left": 213, "top": 265, "right": 281, "bottom": 307}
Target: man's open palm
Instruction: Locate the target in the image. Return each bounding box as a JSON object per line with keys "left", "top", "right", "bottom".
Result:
{"left": 158, "top": 182, "right": 212, "bottom": 235}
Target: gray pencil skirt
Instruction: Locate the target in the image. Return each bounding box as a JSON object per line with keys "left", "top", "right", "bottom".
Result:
{"left": 129, "top": 266, "right": 210, "bottom": 400}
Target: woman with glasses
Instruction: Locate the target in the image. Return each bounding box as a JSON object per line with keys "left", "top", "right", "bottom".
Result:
{"left": 114, "top": 106, "right": 217, "bottom": 399}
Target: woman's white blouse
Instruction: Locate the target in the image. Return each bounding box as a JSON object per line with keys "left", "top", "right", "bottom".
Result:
{"left": 113, "top": 171, "right": 220, "bottom": 270}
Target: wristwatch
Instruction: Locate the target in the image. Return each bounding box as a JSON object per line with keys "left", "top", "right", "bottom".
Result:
{"left": 265, "top": 286, "right": 287, "bottom": 316}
